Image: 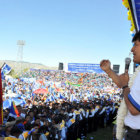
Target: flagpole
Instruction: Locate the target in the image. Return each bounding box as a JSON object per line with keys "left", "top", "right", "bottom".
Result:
{"left": 0, "top": 68, "right": 3, "bottom": 125}
{"left": 1, "top": 62, "right": 6, "bottom": 69}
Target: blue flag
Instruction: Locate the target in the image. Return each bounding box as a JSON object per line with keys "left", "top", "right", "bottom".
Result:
{"left": 60, "top": 93, "right": 65, "bottom": 99}
{"left": 1, "top": 63, "right": 11, "bottom": 80}
{"left": 2, "top": 63, "right": 11, "bottom": 74}
{"left": 1, "top": 71, "right": 5, "bottom": 80}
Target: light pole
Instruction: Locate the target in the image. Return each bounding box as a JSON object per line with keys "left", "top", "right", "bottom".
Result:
{"left": 17, "top": 40, "right": 25, "bottom": 75}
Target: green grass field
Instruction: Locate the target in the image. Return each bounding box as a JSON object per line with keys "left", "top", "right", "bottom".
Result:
{"left": 85, "top": 126, "right": 113, "bottom": 140}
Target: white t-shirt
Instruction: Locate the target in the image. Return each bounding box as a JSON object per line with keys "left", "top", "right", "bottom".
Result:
{"left": 124, "top": 71, "right": 140, "bottom": 129}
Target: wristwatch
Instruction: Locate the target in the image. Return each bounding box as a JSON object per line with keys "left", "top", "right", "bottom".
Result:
{"left": 122, "top": 85, "right": 128, "bottom": 89}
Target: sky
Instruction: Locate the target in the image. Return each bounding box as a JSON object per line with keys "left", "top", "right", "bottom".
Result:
{"left": 0, "top": 0, "right": 134, "bottom": 73}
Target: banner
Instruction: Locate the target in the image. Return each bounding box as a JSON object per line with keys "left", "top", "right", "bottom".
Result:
{"left": 68, "top": 63, "right": 104, "bottom": 73}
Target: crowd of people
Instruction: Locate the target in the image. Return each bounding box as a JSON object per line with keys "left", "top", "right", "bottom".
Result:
{"left": 0, "top": 70, "right": 122, "bottom": 140}
{"left": 0, "top": 19, "right": 139, "bottom": 140}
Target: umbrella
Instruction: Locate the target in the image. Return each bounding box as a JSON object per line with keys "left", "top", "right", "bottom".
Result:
{"left": 33, "top": 88, "right": 48, "bottom": 94}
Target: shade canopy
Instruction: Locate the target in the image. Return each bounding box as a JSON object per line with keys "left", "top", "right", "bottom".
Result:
{"left": 33, "top": 88, "right": 48, "bottom": 94}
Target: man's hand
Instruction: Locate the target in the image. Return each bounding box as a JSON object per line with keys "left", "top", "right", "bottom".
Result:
{"left": 100, "top": 59, "right": 124, "bottom": 88}
{"left": 100, "top": 60, "right": 111, "bottom": 74}
{"left": 119, "top": 71, "right": 129, "bottom": 87}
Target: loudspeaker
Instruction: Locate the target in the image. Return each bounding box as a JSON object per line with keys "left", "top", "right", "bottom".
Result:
{"left": 113, "top": 65, "right": 120, "bottom": 74}
{"left": 58, "top": 63, "right": 63, "bottom": 70}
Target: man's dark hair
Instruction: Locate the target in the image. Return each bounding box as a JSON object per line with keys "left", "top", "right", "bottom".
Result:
{"left": 53, "top": 116, "right": 61, "bottom": 124}
{"left": 132, "top": 31, "right": 140, "bottom": 42}
{"left": 10, "top": 125, "right": 23, "bottom": 135}
{"left": 35, "top": 117, "right": 40, "bottom": 121}
{"left": 25, "top": 122, "right": 32, "bottom": 130}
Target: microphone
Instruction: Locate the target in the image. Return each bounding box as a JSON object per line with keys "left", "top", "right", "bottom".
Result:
{"left": 125, "top": 57, "right": 131, "bottom": 72}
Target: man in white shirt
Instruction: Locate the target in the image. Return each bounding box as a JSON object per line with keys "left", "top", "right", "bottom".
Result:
{"left": 100, "top": 31, "right": 140, "bottom": 140}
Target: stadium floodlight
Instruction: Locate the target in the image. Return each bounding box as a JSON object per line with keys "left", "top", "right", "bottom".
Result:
{"left": 17, "top": 40, "right": 26, "bottom": 74}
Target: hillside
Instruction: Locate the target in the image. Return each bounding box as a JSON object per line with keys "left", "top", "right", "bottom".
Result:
{"left": 0, "top": 60, "right": 57, "bottom": 73}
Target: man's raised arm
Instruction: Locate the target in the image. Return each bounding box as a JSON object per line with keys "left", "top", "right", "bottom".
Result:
{"left": 100, "top": 60, "right": 122, "bottom": 88}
